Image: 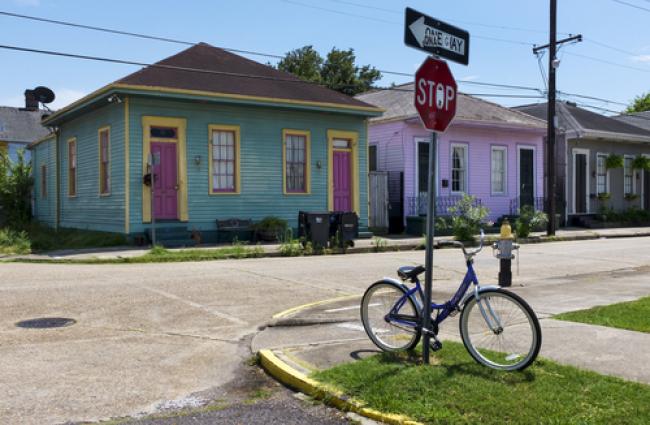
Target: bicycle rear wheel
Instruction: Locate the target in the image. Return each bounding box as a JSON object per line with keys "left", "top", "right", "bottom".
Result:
{"left": 361, "top": 280, "right": 421, "bottom": 352}
{"left": 459, "top": 288, "right": 541, "bottom": 371}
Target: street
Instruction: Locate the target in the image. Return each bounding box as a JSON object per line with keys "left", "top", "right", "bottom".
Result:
{"left": 0, "top": 237, "right": 649, "bottom": 424}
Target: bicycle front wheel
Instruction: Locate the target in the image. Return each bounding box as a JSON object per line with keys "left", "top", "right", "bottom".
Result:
{"left": 459, "top": 288, "right": 541, "bottom": 371}
{"left": 361, "top": 280, "right": 421, "bottom": 352}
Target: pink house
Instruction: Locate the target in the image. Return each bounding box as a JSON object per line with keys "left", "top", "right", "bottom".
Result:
{"left": 357, "top": 84, "right": 546, "bottom": 233}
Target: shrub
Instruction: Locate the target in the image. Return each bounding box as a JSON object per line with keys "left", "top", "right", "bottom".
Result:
{"left": 0, "top": 228, "right": 31, "bottom": 254}
{"left": 515, "top": 206, "right": 548, "bottom": 238}
{"left": 0, "top": 149, "right": 33, "bottom": 226}
{"left": 254, "top": 216, "right": 288, "bottom": 241}
{"left": 447, "top": 194, "right": 490, "bottom": 242}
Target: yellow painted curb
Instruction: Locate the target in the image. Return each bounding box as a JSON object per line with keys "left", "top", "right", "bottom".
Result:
{"left": 259, "top": 349, "right": 423, "bottom": 425}
{"left": 271, "top": 293, "right": 362, "bottom": 319}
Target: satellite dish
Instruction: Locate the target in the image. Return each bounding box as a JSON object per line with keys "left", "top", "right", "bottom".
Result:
{"left": 33, "top": 86, "right": 55, "bottom": 104}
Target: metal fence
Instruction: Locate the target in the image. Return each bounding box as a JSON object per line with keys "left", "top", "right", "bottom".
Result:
{"left": 509, "top": 197, "right": 545, "bottom": 215}
{"left": 406, "top": 195, "right": 482, "bottom": 216}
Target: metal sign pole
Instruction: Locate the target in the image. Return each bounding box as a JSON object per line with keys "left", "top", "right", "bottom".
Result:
{"left": 422, "top": 131, "right": 437, "bottom": 364}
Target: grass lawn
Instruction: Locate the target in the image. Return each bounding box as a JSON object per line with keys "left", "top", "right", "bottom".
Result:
{"left": 555, "top": 296, "right": 650, "bottom": 333}
{"left": 313, "top": 341, "right": 650, "bottom": 424}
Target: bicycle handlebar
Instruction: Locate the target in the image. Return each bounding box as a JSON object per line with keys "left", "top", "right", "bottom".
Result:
{"left": 437, "top": 230, "right": 486, "bottom": 258}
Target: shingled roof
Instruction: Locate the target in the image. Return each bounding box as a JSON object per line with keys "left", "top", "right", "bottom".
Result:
{"left": 613, "top": 111, "right": 650, "bottom": 132}
{"left": 116, "top": 42, "right": 378, "bottom": 110}
{"left": 355, "top": 83, "right": 545, "bottom": 129}
{"left": 0, "top": 106, "right": 51, "bottom": 144}
{"left": 514, "top": 102, "right": 650, "bottom": 143}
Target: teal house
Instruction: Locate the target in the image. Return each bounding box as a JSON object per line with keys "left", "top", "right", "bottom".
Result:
{"left": 30, "top": 43, "right": 382, "bottom": 243}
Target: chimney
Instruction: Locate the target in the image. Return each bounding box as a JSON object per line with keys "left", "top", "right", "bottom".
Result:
{"left": 24, "top": 89, "right": 39, "bottom": 111}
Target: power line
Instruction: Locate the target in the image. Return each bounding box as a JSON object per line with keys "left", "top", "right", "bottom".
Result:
{"left": 564, "top": 51, "right": 650, "bottom": 73}
{"left": 557, "top": 91, "right": 628, "bottom": 106}
{"left": 611, "top": 0, "right": 650, "bottom": 13}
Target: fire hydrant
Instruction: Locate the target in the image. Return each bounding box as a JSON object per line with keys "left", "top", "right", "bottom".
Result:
{"left": 492, "top": 219, "right": 519, "bottom": 287}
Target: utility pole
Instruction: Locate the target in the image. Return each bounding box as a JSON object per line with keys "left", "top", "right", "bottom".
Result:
{"left": 532, "top": 1, "right": 581, "bottom": 236}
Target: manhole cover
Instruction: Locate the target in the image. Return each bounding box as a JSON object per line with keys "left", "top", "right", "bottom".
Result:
{"left": 15, "top": 317, "right": 76, "bottom": 329}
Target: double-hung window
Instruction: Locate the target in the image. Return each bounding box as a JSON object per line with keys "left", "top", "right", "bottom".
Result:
{"left": 451, "top": 144, "right": 468, "bottom": 193}
{"left": 283, "top": 130, "right": 310, "bottom": 194}
{"left": 596, "top": 153, "right": 608, "bottom": 194}
{"left": 210, "top": 127, "right": 239, "bottom": 193}
{"left": 624, "top": 155, "right": 634, "bottom": 195}
{"left": 99, "top": 127, "right": 110, "bottom": 195}
{"left": 491, "top": 146, "right": 506, "bottom": 194}
{"left": 68, "top": 138, "right": 77, "bottom": 197}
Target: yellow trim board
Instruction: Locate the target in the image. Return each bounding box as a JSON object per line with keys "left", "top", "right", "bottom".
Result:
{"left": 282, "top": 129, "right": 311, "bottom": 195}
{"left": 141, "top": 116, "right": 188, "bottom": 223}
{"left": 327, "top": 129, "right": 360, "bottom": 214}
{"left": 124, "top": 97, "right": 130, "bottom": 234}
{"left": 259, "top": 349, "right": 422, "bottom": 425}
{"left": 97, "top": 126, "right": 111, "bottom": 197}
{"left": 43, "top": 83, "right": 383, "bottom": 126}
{"left": 208, "top": 124, "right": 241, "bottom": 195}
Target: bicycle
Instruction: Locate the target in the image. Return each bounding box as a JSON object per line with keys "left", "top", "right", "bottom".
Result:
{"left": 360, "top": 232, "right": 541, "bottom": 371}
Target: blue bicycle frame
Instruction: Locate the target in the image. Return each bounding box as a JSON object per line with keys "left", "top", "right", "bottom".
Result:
{"left": 389, "top": 260, "right": 479, "bottom": 330}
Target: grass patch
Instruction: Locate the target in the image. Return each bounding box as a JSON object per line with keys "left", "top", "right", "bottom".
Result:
{"left": 312, "top": 341, "right": 650, "bottom": 424}
{"left": 8, "top": 244, "right": 265, "bottom": 264}
{"left": 0, "top": 223, "right": 127, "bottom": 254}
{"left": 555, "top": 296, "right": 650, "bottom": 333}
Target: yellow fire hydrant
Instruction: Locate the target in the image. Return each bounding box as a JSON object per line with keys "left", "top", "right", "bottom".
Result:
{"left": 492, "top": 219, "right": 519, "bottom": 287}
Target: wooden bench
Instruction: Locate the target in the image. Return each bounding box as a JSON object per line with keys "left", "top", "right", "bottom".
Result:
{"left": 216, "top": 218, "right": 255, "bottom": 243}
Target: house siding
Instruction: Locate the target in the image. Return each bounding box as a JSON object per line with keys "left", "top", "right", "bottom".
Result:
{"left": 32, "top": 138, "right": 57, "bottom": 226}
{"left": 127, "top": 96, "right": 368, "bottom": 234}
{"left": 566, "top": 138, "right": 650, "bottom": 214}
{"left": 371, "top": 119, "right": 544, "bottom": 221}
{"left": 368, "top": 121, "right": 406, "bottom": 221}
{"left": 58, "top": 103, "right": 125, "bottom": 233}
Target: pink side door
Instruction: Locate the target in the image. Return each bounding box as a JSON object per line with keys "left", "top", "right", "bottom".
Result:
{"left": 151, "top": 142, "right": 178, "bottom": 220}
{"left": 333, "top": 150, "right": 352, "bottom": 211}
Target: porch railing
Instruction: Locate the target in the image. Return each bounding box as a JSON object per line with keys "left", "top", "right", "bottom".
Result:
{"left": 509, "top": 197, "right": 545, "bottom": 215}
{"left": 407, "top": 195, "right": 482, "bottom": 216}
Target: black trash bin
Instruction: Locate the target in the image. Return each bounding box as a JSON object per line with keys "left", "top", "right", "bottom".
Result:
{"left": 329, "top": 211, "right": 359, "bottom": 247}
{"left": 298, "top": 211, "right": 330, "bottom": 248}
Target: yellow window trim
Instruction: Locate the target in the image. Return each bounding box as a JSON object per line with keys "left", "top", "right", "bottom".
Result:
{"left": 67, "top": 137, "right": 77, "bottom": 198}
{"left": 141, "top": 116, "right": 188, "bottom": 223}
{"left": 208, "top": 124, "right": 241, "bottom": 196}
{"left": 327, "top": 129, "right": 360, "bottom": 214}
{"left": 98, "top": 126, "right": 111, "bottom": 197}
{"left": 124, "top": 97, "right": 130, "bottom": 234}
{"left": 282, "top": 129, "right": 311, "bottom": 195}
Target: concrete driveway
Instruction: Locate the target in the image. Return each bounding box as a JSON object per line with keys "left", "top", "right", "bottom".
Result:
{"left": 1, "top": 237, "right": 649, "bottom": 424}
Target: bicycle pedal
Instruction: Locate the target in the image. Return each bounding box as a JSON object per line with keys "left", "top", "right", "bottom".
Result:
{"left": 429, "top": 340, "right": 443, "bottom": 351}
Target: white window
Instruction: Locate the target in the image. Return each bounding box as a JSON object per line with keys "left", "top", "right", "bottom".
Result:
{"left": 211, "top": 130, "right": 237, "bottom": 193}
{"left": 624, "top": 155, "right": 634, "bottom": 195}
{"left": 491, "top": 146, "right": 507, "bottom": 194}
{"left": 451, "top": 144, "right": 468, "bottom": 193}
{"left": 596, "top": 153, "right": 608, "bottom": 194}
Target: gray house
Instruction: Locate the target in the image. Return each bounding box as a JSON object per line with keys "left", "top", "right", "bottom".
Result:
{"left": 515, "top": 102, "right": 650, "bottom": 223}
{"left": 0, "top": 105, "right": 51, "bottom": 162}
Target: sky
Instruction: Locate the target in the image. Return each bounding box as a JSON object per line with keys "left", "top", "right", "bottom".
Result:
{"left": 0, "top": 0, "right": 649, "bottom": 114}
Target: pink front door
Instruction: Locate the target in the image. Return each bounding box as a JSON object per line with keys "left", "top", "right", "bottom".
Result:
{"left": 151, "top": 142, "right": 178, "bottom": 220}
{"left": 333, "top": 150, "right": 352, "bottom": 211}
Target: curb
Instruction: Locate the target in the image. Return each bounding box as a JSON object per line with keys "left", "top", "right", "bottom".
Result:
{"left": 258, "top": 348, "right": 423, "bottom": 425}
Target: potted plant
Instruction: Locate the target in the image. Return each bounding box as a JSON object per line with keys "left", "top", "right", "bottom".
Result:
{"left": 632, "top": 155, "right": 650, "bottom": 171}
{"left": 596, "top": 192, "right": 611, "bottom": 201}
{"left": 605, "top": 153, "right": 624, "bottom": 170}
{"left": 624, "top": 193, "right": 639, "bottom": 202}
{"left": 253, "top": 216, "right": 288, "bottom": 242}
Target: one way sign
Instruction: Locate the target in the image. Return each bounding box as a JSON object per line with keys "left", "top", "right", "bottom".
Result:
{"left": 404, "top": 7, "right": 470, "bottom": 65}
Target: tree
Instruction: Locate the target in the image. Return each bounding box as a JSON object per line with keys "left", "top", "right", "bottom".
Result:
{"left": 277, "top": 46, "right": 381, "bottom": 96}
{"left": 0, "top": 149, "right": 33, "bottom": 226}
{"left": 277, "top": 46, "right": 323, "bottom": 84}
{"left": 626, "top": 92, "right": 650, "bottom": 113}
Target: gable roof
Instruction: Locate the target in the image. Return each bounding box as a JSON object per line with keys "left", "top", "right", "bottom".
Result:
{"left": 44, "top": 43, "right": 381, "bottom": 125}
{"left": 514, "top": 102, "right": 650, "bottom": 143}
{"left": 0, "top": 106, "right": 52, "bottom": 144}
{"left": 355, "top": 83, "right": 546, "bottom": 129}
{"left": 613, "top": 111, "right": 650, "bottom": 132}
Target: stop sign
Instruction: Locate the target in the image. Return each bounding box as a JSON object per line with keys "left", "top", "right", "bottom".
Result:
{"left": 414, "top": 57, "right": 457, "bottom": 132}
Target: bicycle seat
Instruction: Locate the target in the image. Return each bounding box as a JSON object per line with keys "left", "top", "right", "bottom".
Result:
{"left": 397, "top": 265, "right": 426, "bottom": 280}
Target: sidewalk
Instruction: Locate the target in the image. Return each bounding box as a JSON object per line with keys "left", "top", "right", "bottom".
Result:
{"left": 253, "top": 267, "right": 650, "bottom": 417}
{"left": 4, "top": 226, "right": 650, "bottom": 262}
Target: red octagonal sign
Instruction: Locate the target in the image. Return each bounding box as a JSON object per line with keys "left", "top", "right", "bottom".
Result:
{"left": 414, "top": 57, "right": 457, "bottom": 132}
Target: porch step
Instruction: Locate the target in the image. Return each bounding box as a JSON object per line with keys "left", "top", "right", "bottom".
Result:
{"left": 145, "top": 226, "right": 196, "bottom": 248}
